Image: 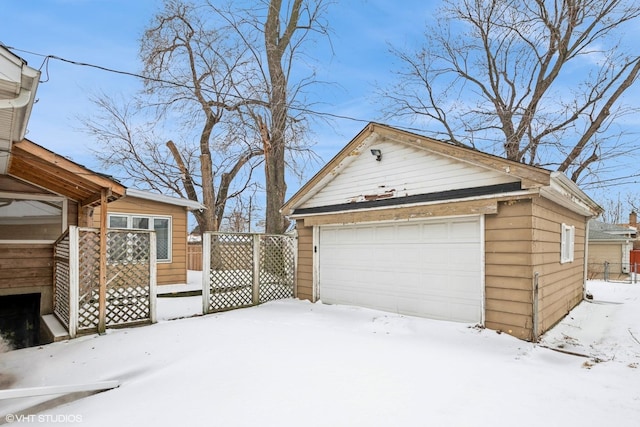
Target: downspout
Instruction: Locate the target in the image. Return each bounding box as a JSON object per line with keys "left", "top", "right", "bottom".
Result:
{"left": 532, "top": 272, "right": 539, "bottom": 342}
{"left": 583, "top": 219, "right": 590, "bottom": 299}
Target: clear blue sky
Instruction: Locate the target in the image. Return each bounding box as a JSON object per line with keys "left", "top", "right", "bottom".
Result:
{"left": 2, "top": 0, "right": 638, "bottom": 210}
{"left": 2, "top": 0, "right": 432, "bottom": 170}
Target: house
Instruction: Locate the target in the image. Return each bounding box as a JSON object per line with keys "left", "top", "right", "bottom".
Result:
{"left": 0, "top": 45, "right": 200, "bottom": 348}
{"left": 0, "top": 138, "right": 127, "bottom": 347}
{"left": 587, "top": 218, "right": 636, "bottom": 278}
{"left": 282, "top": 123, "right": 602, "bottom": 341}
{"left": 90, "top": 188, "right": 203, "bottom": 285}
{"left": 0, "top": 45, "right": 134, "bottom": 347}
{"left": 619, "top": 211, "right": 639, "bottom": 250}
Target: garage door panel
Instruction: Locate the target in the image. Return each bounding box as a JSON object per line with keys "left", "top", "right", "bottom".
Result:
{"left": 319, "top": 217, "right": 482, "bottom": 323}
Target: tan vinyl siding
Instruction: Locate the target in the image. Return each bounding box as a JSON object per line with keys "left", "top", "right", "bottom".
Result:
{"left": 0, "top": 244, "right": 54, "bottom": 314}
{"left": 588, "top": 243, "right": 624, "bottom": 277}
{"left": 295, "top": 221, "right": 314, "bottom": 301}
{"left": 532, "top": 197, "right": 585, "bottom": 335}
{"left": 484, "top": 199, "right": 534, "bottom": 340}
{"left": 92, "top": 196, "right": 189, "bottom": 285}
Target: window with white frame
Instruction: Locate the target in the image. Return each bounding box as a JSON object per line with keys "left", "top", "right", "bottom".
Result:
{"left": 108, "top": 214, "right": 172, "bottom": 262}
{"left": 560, "top": 223, "right": 575, "bottom": 264}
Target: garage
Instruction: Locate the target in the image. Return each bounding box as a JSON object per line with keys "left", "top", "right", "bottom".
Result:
{"left": 319, "top": 216, "right": 483, "bottom": 323}
{"left": 283, "top": 123, "right": 602, "bottom": 340}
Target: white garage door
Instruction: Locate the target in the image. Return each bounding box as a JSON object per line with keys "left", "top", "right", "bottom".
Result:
{"left": 319, "top": 216, "right": 482, "bottom": 323}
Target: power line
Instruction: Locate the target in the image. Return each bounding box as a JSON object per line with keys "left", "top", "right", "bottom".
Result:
{"left": 6, "top": 45, "right": 640, "bottom": 187}
{"left": 5, "top": 45, "right": 463, "bottom": 138}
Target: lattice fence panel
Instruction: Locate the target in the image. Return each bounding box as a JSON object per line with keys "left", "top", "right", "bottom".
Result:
{"left": 205, "top": 232, "right": 296, "bottom": 313}
{"left": 208, "top": 234, "right": 254, "bottom": 312}
{"left": 259, "top": 235, "right": 295, "bottom": 303}
{"left": 53, "top": 231, "right": 71, "bottom": 326}
{"left": 105, "top": 231, "right": 152, "bottom": 325}
{"left": 77, "top": 229, "right": 101, "bottom": 331}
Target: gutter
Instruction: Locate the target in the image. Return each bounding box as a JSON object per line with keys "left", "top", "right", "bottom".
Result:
{"left": 125, "top": 188, "right": 206, "bottom": 211}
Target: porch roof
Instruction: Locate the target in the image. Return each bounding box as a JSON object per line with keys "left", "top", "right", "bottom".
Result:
{"left": 7, "top": 138, "right": 126, "bottom": 207}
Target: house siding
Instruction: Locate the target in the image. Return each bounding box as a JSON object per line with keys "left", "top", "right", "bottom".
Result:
{"left": 294, "top": 195, "right": 589, "bottom": 341}
{"left": 0, "top": 244, "right": 54, "bottom": 314}
{"left": 0, "top": 176, "right": 80, "bottom": 316}
{"left": 295, "top": 221, "right": 314, "bottom": 301}
{"left": 301, "top": 140, "right": 518, "bottom": 209}
{"left": 588, "top": 243, "right": 624, "bottom": 276}
{"left": 532, "top": 196, "right": 586, "bottom": 336}
{"left": 92, "top": 196, "right": 189, "bottom": 285}
{"left": 484, "top": 199, "right": 534, "bottom": 340}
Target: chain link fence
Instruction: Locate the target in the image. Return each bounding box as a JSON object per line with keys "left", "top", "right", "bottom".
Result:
{"left": 588, "top": 261, "right": 639, "bottom": 283}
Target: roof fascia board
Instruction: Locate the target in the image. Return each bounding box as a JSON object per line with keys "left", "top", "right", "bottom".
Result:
{"left": 126, "top": 188, "right": 205, "bottom": 210}
{"left": 10, "top": 139, "right": 126, "bottom": 198}
{"left": 292, "top": 182, "right": 523, "bottom": 216}
{"left": 543, "top": 171, "right": 603, "bottom": 217}
{"left": 290, "top": 188, "right": 538, "bottom": 220}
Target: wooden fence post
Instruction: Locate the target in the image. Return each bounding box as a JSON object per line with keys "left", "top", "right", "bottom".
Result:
{"left": 68, "top": 226, "right": 79, "bottom": 339}
{"left": 252, "top": 234, "right": 260, "bottom": 305}
{"left": 201, "top": 232, "right": 211, "bottom": 314}
{"left": 98, "top": 189, "right": 108, "bottom": 334}
{"left": 149, "top": 231, "right": 157, "bottom": 323}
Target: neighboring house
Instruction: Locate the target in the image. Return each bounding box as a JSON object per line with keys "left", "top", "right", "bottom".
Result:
{"left": 587, "top": 219, "right": 635, "bottom": 277}
{"left": 91, "top": 189, "right": 203, "bottom": 285}
{"left": 282, "top": 123, "right": 602, "bottom": 342}
{"left": 619, "top": 211, "right": 639, "bottom": 250}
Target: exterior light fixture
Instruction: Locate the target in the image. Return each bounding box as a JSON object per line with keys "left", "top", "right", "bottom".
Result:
{"left": 370, "top": 148, "right": 382, "bottom": 161}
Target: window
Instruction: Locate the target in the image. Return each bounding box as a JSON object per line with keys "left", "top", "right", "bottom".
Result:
{"left": 560, "top": 223, "right": 575, "bottom": 264}
{"left": 0, "top": 194, "right": 66, "bottom": 243}
{"left": 108, "top": 214, "right": 172, "bottom": 262}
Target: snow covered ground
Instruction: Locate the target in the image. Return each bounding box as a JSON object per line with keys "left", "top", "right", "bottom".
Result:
{"left": 0, "top": 277, "right": 638, "bottom": 426}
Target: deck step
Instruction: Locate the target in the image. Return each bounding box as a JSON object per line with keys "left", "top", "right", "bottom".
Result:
{"left": 41, "top": 314, "right": 69, "bottom": 342}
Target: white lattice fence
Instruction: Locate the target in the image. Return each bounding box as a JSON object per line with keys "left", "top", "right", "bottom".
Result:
{"left": 259, "top": 235, "right": 296, "bottom": 303}
{"left": 56, "top": 226, "right": 157, "bottom": 337}
{"left": 104, "top": 230, "right": 155, "bottom": 326}
{"left": 202, "top": 232, "right": 296, "bottom": 313}
{"left": 77, "top": 229, "right": 101, "bottom": 332}
{"left": 53, "top": 230, "right": 71, "bottom": 328}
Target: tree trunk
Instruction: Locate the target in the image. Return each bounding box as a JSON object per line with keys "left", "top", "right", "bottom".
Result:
{"left": 262, "top": 0, "right": 301, "bottom": 234}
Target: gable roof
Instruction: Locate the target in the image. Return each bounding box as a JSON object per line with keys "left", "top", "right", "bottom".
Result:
{"left": 282, "top": 123, "right": 601, "bottom": 217}
{"left": 8, "top": 138, "right": 126, "bottom": 206}
{"left": 588, "top": 219, "right": 636, "bottom": 241}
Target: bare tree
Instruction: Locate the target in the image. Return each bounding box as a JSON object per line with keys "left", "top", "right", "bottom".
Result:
{"left": 382, "top": 0, "right": 640, "bottom": 182}
{"left": 87, "top": 0, "right": 329, "bottom": 234}
{"left": 210, "top": 0, "right": 331, "bottom": 234}
{"left": 138, "top": 0, "right": 272, "bottom": 232}
{"left": 83, "top": 93, "right": 263, "bottom": 233}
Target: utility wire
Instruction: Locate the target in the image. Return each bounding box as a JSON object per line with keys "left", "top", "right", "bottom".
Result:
{"left": 6, "top": 45, "right": 640, "bottom": 188}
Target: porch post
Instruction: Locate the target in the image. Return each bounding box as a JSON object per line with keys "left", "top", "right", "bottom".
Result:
{"left": 98, "top": 188, "right": 108, "bottom": 334}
